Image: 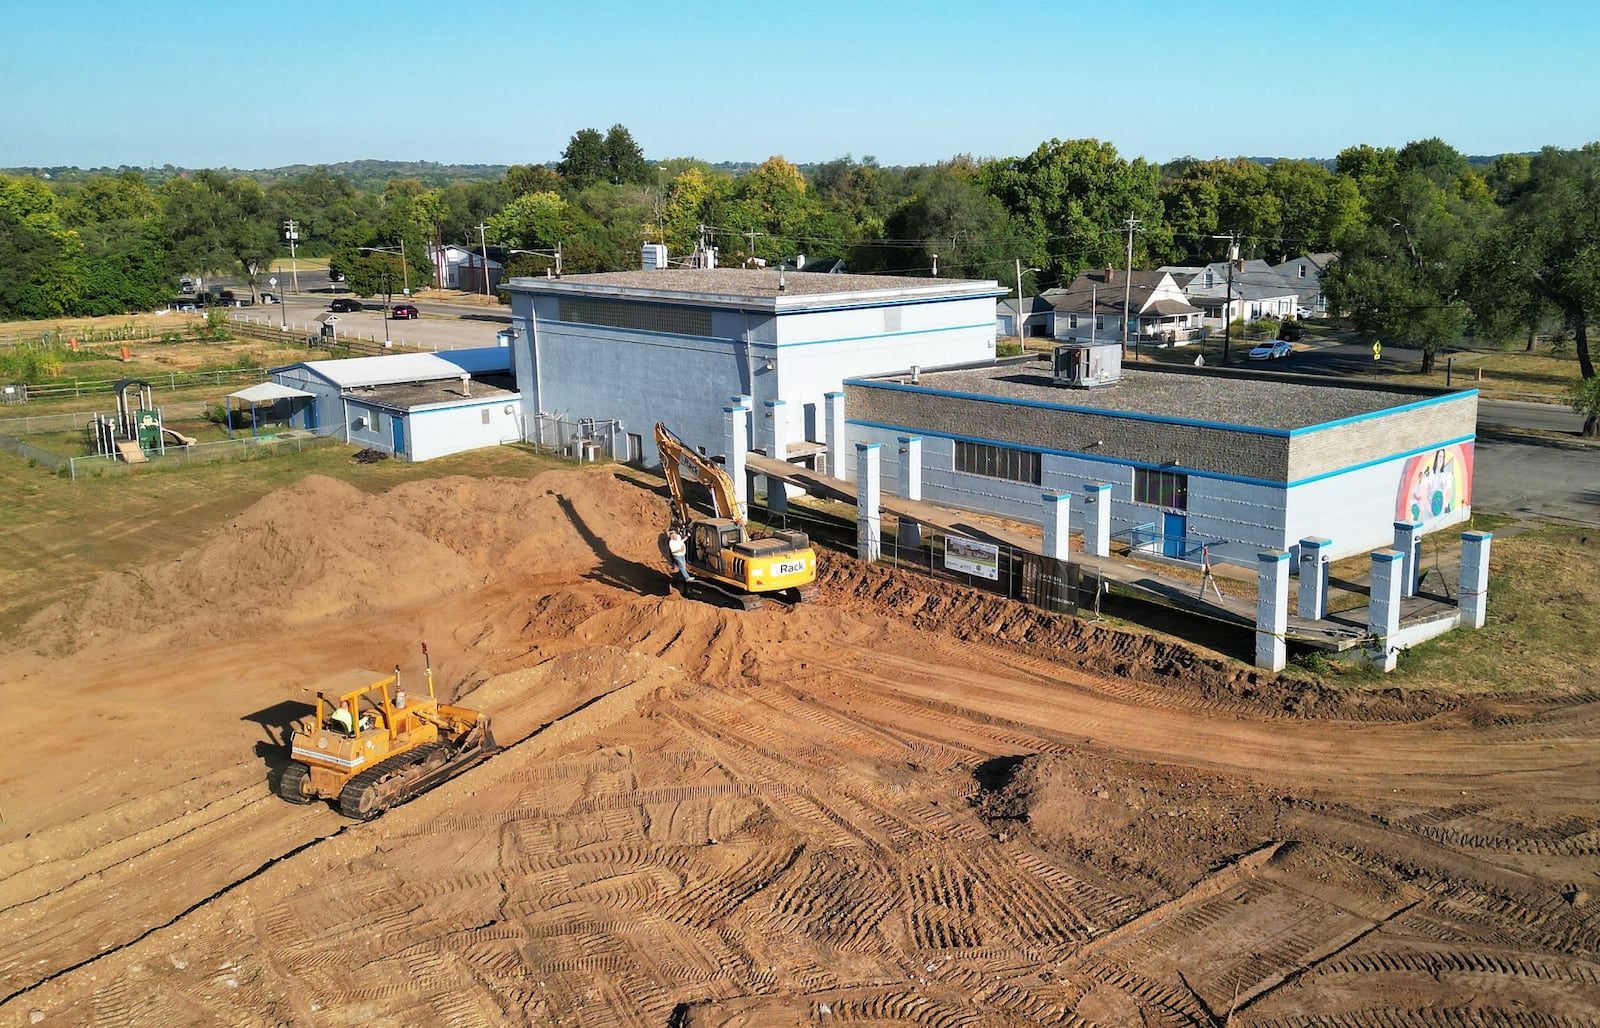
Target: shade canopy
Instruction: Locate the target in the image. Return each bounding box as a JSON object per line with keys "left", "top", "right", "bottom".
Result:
{"left": 228, "top": 382, "right": 315, "bottom": 403}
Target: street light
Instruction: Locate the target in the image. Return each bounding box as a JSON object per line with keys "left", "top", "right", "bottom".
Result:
{"left": 378, "top": 271, "right": 391, "bottom": 348}
{"left": 1014, "top": 259, "right": 1041, "bottom": 351}
{"left": 506, "top": 246, "right": 563, "bottom": 278}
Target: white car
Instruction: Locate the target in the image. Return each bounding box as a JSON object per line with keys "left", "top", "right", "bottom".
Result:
{"left": 1248, "top": 341, "right": 1293, "bottom": 360}
{"left": 1296, "top": 306, "right": 1314, "bottom": 319}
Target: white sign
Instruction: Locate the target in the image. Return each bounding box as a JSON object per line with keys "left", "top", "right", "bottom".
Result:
{"left": 770, "top": 559, "right": 807, "bottom": 577}
{"left": 269, "top": 277, "right": 277, "bottom": 287}
{"left": 944, "top": 534, "right": 999, "bottom": 580}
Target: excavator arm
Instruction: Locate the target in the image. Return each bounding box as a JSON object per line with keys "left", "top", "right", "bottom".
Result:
{"left": 655, "top": 422, "right": 746, "bottom": 532}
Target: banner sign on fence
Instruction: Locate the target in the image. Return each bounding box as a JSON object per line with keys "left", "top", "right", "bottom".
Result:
{"left": 944, "top": 534, "right": 1000, "bottom": 580}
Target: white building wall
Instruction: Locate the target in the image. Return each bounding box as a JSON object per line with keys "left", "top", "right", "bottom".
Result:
{"left": 1285, "top": 445, "right": 1473, "bottom": 561}
{"left": 846, "top": 421, "right": 1296, "bottom": 564}
{"left": 407, "top": 397, "right": 524, "bottom": 462}
{"left": 508, "top": 291, "right": 997, "bottom": 466}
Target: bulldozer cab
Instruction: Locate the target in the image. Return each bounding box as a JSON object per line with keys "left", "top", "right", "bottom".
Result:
{"left": 313, "top": 669, "right": 412, "bottom": 745}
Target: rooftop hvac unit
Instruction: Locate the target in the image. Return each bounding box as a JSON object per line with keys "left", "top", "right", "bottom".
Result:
{"left": 1052, "top": 341, "right": 1123, "bottom": 388}
{"left": 642, "top": 243, "right": 668, "bottom": 270}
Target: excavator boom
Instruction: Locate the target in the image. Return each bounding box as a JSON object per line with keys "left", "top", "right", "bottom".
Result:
{"left": 655, "top": 422, "right": 746, "bottom": 532}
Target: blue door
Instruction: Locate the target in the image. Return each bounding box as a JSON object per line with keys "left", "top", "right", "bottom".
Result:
{"left": 1162, "top": 512, "right": 1186, "bottom": 558}
{"left": 390, "top": 414, "right": 406, "bottom": 457}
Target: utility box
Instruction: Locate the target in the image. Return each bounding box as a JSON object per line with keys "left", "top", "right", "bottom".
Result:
{"left": 1052, "top": 340, "right": 1123, "bottom": 388}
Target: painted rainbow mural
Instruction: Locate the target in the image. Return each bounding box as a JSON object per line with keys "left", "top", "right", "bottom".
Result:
{"left": 1396, "top": 442, "right": 1473, "bottom": 525}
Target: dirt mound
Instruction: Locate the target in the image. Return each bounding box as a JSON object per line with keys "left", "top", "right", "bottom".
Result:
{"left": 18, "top": 470, "right": 671, "bottom": 658}
{"left": 974, "top": 749, "right": 1283, "bottom": 898}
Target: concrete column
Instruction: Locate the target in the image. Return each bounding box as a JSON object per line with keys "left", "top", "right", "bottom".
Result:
{"left": 723, "top": 404, "right": 749, "bottom": 516}
{"left": 1459, "top": 530, "right": 1492, "bottom": 629}
{"left": 764, "top": 399, "right": 789, "bottom": 513}
{"left": 1041, "top": 491, "right": 1072, "bottom": 561}
{"left": 856, "top": 442, "right": 881, "bottom": 562}
{"left": 1393, "top": 521, "right": 1423, "bottom": 597}
{"left": 823, "top": 391, "right": 847, "bottom": 481}
{"left": 1082, "top": 482, "right": 1112, "bottom": 557}
{"left": 1255, "top": 549, "right": 1290, "bottom": 672}
{"left": 897, "top": 436, "right": 923, "bottom": 549}
{"left": 1368, "top": 549, "right": 1404, "bottom": 672}
{"left": 1296, "top": 536, "right": 1331, "bottom": 620}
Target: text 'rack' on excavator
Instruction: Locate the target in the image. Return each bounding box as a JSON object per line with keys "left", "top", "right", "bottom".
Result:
{"left": 655, "top": 422, "right": 819, "bottom": 610}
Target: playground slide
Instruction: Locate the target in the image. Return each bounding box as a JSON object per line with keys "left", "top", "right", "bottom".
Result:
{"left": 115, "top": 440, "right": 148, "bottom": 464}
{"left": 161, "top": 427, "right": 198, "bottom": 446}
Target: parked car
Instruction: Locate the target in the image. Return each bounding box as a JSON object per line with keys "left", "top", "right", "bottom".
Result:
{"left": 329, "top": 298, "right": 363, "bottom": 313}
{"left": 260, "top": 292, "right": 277, "bottom": 304}
{"left": 1296, "top": 305, "right": 1314, "bottom": 319}
{"left": 1248, "top": 340, "right": 1294, "bottom": 360}
{"left": 389, "top": 303, "right": 419, "bottom": 320}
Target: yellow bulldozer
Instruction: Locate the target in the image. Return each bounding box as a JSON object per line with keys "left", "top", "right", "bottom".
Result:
{"left": 278, "top": 643, "right": 495, "bottom": 819}
{"left": 655, "top": 421, "right": 819, "bottom": 610}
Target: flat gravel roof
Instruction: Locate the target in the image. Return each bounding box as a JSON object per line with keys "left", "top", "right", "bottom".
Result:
{"left": 503, "top": 267, "right": 1004, "bottom": 305}
{"left": 891, "top": 359, "right": 1455, "bottom": 431}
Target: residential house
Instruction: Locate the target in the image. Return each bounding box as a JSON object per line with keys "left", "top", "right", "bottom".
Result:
{"left": 996, "top": 295, "right": 1052, "bottom": 339}
{"left": 1272, "top": 252, "right": 1337, "bottom": 316}
{"left": 427, "top": 243, "right": 507, "bottom": 293}
{"left": 1047, "top": 268, "right": 1204, "bottom": 347}
{"left": 1182, "top": 260, "right": 1302, "bottom": 327}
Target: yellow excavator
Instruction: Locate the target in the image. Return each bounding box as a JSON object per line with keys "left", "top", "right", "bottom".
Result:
{"left": 655, "top": 421, "right": 819, "bottom": 610}
{"left": 278, "top": 643, "right": 495, "bottom": 819}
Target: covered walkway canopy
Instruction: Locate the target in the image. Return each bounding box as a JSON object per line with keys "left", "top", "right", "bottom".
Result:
{"left": 226, "top": 382, "right": 315, "bottom": 438}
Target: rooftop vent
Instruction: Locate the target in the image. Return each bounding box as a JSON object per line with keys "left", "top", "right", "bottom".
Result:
{"left": 1052, "top": 341, "right": 1122, "bottom": 389}
{"left": 642, "top": 243, "right": 668, "bottom": 271}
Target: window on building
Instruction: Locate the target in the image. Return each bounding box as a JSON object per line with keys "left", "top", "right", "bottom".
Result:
{"left": 1134, "top": 468, "right": 1188, "bottom": 509}
{"left": 557, "top": 297, "right": 712, "bottom": 337}
{"left": 1205, "top": 270, "right": 1215, "bottom": 288}
{"left": 1068, "top": 314, "right": 1079, "bottom": 329}
{"left": 955, "top": 441, "right": 1041, "bottom": 485}
{"left": 1095, "top": 315, "right": 1104, "bottom": 331}
{"left": 481, "top": 408, "right": 492, "bottom": 425}
{"left": 1298, "top": 264, "right": 1307, "bottom": 278}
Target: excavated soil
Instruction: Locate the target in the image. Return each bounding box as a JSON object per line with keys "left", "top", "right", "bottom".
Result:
{"left": 1, "top": 468, "right": 1597, "bottom": 1026}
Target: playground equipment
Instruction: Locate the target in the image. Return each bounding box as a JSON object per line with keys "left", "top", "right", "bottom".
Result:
{"left": 89, "top": 379, "right": 191, "bottom": 464}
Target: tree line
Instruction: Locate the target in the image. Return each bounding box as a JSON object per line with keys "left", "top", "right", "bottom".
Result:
{"left": 2, "top": 127, "right": 1595, "bottom": 402}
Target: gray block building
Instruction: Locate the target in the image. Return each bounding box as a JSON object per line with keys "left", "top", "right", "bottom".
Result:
{"left": 501, "top": 266, "right": 1005, "bottom": 466}
{"left": 842, "top": 356, "right": 1477, "bottom": 563}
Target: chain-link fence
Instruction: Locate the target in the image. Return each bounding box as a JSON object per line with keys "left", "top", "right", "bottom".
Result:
{"left": 524, "top": 415, "right": 629, "bottom": 464}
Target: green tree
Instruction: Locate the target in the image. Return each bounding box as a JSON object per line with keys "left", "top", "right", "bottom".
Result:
{"left": 602, "top": 124, "right": 652, "bottom": 186}
{"left": 1323, "top": 159, "right": 1487, "bottom": 374}
{"left": 1471, "top": 145, "right": 1600, "bottom": 432}
{"left": 159, "top": 171, "right": 279, "bottom": 299}
{"left": 853, "top": 162, "right": 1025, "bottom": 280}
{"left": 558, "top": 128, "right": 608, "bottom": 189}
{"left": 981, "top": 138, "right": 1170, "bottom": 284}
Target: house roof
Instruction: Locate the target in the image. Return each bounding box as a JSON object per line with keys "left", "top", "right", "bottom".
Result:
{"left": 276, "top": 346, "right": 512, "bottom": 389}
{"left": 1045, "top": 269, "right": 1182, "bottom": 315}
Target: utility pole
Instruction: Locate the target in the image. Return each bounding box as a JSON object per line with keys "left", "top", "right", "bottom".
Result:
{"left": 1015, "top": 258, "right": 1026, "bottom": 345}
{"left": 1211, "top": 231, "right": 1240, "bottom": 363}
{"left": 1121, "top": 214, "right": 1140, "bottom": 358}
{"left": 282, "top": 220, "right": 300, "bottom": 294}
{"left": 743, "top": 230, "right": 763, "bottom": 267}
{"left": 476, "top": 223, "right": 491, "bottom": 295}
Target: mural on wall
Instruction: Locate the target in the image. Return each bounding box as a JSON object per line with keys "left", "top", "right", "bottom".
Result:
{"left": 1396, "top": 443, "right": 1473, "bottom": 526}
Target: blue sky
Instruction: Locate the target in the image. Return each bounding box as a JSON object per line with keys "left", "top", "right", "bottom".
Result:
{"left": 4, "top": 0, "right": 1596, "bottom": 170}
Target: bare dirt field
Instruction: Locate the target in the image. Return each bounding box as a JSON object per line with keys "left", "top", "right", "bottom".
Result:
{"left": 1, "top": 468, "right": 1597, "bottom": 1026}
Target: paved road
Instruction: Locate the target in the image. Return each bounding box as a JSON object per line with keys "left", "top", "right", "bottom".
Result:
{"left": 237, "top": 294, "right": 511, "bottom": 352}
